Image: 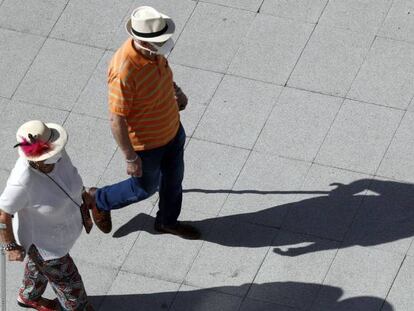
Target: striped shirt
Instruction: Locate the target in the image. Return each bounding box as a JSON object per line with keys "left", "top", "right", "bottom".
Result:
{"left": 108, "top": 39, "right": 180, "bottom": 151}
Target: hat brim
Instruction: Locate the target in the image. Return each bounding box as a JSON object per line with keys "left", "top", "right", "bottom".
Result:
{"left": 18, "top": 123, "right": 68, "bottom": 162}
{"left": 125, "top": 15, "right": 175, "bottom": 43}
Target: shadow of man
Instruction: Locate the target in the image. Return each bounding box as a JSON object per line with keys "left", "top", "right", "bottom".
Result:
{"left": 90, "top": 281, "right": 393, "bottom": 311}
{"left": 114, "top": 178, "right": 414, "bottom": 256}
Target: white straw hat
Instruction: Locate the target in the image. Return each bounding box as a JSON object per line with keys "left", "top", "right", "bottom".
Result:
{"left": 15, "top": 120, "right": 68, "bottom": 162}
{"left": 125, "top": 6, "right": 175, "bottom": 43}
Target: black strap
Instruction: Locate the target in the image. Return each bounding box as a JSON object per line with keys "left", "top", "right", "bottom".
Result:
{"left": 41, "top": 171, "right": 81, "bottom": 209}
{"left": 132, "top": 24, "right": 168, "bottom": 38}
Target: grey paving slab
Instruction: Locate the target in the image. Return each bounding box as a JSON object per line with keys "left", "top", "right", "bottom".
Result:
{"left": 219, "top": 151, "right": 310, "bottom": 228}
{"left": 260, "top": 0, "right": 328, "bottom": 23}
{"left": 348, "top": 37, "right": 414, "bottom": 109}
{"left": 0, "top": 100, "right": 68, "bottom": 170}
{"left": 185, "top": 220, "right": 277, "bottom": 297}
{"left": 318, "top": 0, "right": 392, "bottom": 34}
{"left": 108, "top": 0, "right": 196, "bottom": 51}
{"left": 378, "top": 113, "right": 414, "bottom": 183}
{"left": 121, "top": 209, "right": 209, "bottom": 283}
{"left": 171, "top": 284, "right": 242, "bottom": 311}
{"left": 50, "top": 0, "right": 131, "bottom": 49}
{"left": 194, "top": 76, "right": 282, "bottom": 149}
{"left": 63, "top": 113, "right": 117, "bottom": 186}
{"left": 3, "top": 261, "right": 23, "bottom": 310}
{"left": 409, "top": 95, "right": 414, "bottom": 111}
{"left": 99, "top": 271, "right": 180, "bottom": 311}
{"left": 0, "top": 0, "right": 68, "bottom": 36}
{"left": 407, "top": 238, "right": 414, "bottom": 256}
{"left": 169, "top": 2, "right": 255, "bottom": 72}
{"left": 324, "top": 246, "right": 404, "bottom": 298}
{"left": 171, "top": 64, "right": 223, "bottom": 107}
{"left": 14, "top": 38, "right": 103, "bottom": 111}
{"left": 344, "top": 177, "right": 414, "bottom": 255}
{"left": 0, "top": 96, "right": 9, "bottom": 115}
{"left": 283, "top": 164, "right": 370, "bottom": 242}
{"left": 170, "top": 64, "right": 223, "bottom": 136}
{"left": 311, "top": 286, "right": 387, "bottom": 311}
{"left": 73, "top": 51, "right": 113, "bottom": 120}
{"left": 255, "top": 88, "right": 342, "bottom": 161}
{"left": 0, "top": 168, "right": 9, "bottom": 190}
{"left": 183, "top": 139, "right": 250, "bottom": 216}
{"left": 0, "top": 29, "right": 44, "bottom": 98}
{"left": 240, "top": 298, "right": 298, "bottom": 311}
{"left": 228, "top": 14, "right": 314, "bottom": 85}
{"left": 71, "top": 199, "right": 153, "bottom": 269}
{"left": 288, "top": 25, "right": 374, "bottom": 97}
{"left": 379, "top": 0, "right": 414, "bottom": 44}
{"left": 315, "top": 100, "right": 403, "bottom": 174}
{"left": 251, "top": 230, "right": 338, "bottom": 309}
{"left": 199, "top": 0, "right": 262, "bottom": 12}
{"left": 385, "top": 256, "right": 414, "bottom": 311}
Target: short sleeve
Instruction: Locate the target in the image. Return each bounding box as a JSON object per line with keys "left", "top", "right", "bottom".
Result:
{"left": 108, "top": 76, "right": 135, "bottom": 117}
{"left": 0, "top": 182, "right": 29, "bottom": 215}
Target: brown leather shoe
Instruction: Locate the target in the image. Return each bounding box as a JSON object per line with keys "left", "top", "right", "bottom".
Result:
{"left": 87, "top": 188, "right": 112, "bottom": 234}
{"left": 154, "top": 222, "right": 201, "bottom": 240}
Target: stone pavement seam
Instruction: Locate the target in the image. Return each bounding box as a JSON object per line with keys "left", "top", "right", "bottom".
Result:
{"left": 197, "top": 0, "right": 259, "bottom": 13}
{"left": 283, "top": 0, "right": 330, "bottom": 88}
{"left": 381, "top": 254, "right": 407, "bottom": 310}
{"left": 373, "top": 110, "right": 408, "bottom": 178}
{"left": 376, "top": 33, "right": 414, "bottom": 47}
{"left": 7, "top": 0, "right": 71, "bottom": 100}
{"left": 6, "top": 31, "right": 47, "bottom": 100}
{"left": 257, "top": 0, "right": 266, "bottom": 13}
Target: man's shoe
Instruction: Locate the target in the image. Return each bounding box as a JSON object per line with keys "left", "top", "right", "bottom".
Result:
{"left": 17, "top": 295, "right": 60, "bottom": 311}
{"left": 87, "top": 188, "right": 112, "bottom": 234}
{"left": 154, "top": 222, "right": 201, "bottom": 240}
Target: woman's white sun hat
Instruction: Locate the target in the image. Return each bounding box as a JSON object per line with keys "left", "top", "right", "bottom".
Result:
{"left": 125, "top": 6, "right": 175, "bottom": 43}
{"left": 15, "top": 120, "right": 68, "bottom": 162}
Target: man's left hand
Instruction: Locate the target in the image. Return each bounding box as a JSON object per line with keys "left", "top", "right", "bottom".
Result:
{"left": 174, "top": 85, "right": 188, "bottom": 111}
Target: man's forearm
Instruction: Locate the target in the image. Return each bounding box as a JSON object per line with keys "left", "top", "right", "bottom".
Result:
{"left": 110, "top": 114, "right": 136, "bottom": 160}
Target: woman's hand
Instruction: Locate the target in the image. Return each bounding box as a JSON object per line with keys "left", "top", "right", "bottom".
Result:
{"left": 7, "top": 245, "right": 25, "bottom": 261}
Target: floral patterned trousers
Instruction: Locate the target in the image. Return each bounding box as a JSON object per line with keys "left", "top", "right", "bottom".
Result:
{"left": 19, "top": 245, "right": 94, "bottom": 311}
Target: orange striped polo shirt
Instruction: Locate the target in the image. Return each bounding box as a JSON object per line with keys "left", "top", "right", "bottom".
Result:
{"left": 108, "top": 39, "right": 180, "bottom": 151}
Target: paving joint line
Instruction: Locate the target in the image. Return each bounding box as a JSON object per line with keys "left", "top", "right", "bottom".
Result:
{"left": 197, "top": 0, "right": 259, "bottom": 13}
{"left": 8, "top": 0, "right": 69, "bottom": 101}
{"left": 381, "top": 254, "right": 407, "bottom": 310}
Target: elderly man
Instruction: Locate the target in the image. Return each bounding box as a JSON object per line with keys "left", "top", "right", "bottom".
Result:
{"left": 87, "top": 6, "right": 200, "bottom": 240}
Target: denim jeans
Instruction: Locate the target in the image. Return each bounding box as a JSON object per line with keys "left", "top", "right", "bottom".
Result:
{"left": 95, "top": 124, "right": 185, "bottom": 226}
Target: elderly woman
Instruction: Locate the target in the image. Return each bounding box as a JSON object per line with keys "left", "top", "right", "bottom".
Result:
{"left": 0, "top": 120, "right": 94, "bottom": 311}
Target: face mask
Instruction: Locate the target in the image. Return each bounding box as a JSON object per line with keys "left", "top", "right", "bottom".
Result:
{"left": 136, "top": 38, "right": 175, "bottom": 56}
{"left": 44, "top": 151, "right": 62, "bottom": 165}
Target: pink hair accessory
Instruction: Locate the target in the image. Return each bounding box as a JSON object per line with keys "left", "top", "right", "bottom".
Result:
{"left": 14, "top": 137, "right": 52, "bottom": 157}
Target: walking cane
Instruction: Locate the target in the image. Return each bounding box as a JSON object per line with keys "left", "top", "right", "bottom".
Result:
{"left": 0, "top": 223, "right": 6, "bottom": 311}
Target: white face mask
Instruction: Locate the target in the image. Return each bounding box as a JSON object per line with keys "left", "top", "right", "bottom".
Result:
{"left": 136, "top": 38, "right": 175, "bottom": 56}
{"left": 44, "top": 151, "right": 62, "bottom": 165}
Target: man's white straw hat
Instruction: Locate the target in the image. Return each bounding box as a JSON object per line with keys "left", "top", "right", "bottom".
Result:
{"left": 125, "top": 6, "right": 175, "bottom": 43}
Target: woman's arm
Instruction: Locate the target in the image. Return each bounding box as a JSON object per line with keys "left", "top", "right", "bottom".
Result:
{"left": 0, "top": 210, "right": 25, "bottom": 261}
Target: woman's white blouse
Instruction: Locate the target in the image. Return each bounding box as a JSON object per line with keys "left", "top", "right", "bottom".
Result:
{"left": 0, "top": 151, "right": 83, "bottom": 260}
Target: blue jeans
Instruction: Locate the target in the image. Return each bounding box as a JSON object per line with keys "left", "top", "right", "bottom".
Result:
{"left": 95, "top": 124, "right": 185, "bottom": 226}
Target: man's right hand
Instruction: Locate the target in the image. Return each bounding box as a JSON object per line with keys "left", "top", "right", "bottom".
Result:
{"left": 127, "top": 156, "right": 143, "bottom": 177}
{"left": 7, "top": 245, "right": 25, "bottom": 262}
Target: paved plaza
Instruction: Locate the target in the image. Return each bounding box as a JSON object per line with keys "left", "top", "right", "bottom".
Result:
{"left": 1, "top": 0, "right": 414, "bottom": 310}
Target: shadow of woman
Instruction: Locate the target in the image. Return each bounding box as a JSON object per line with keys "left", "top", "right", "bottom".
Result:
{"left": 90, "top": 281, "right": 393, "bottom": 311}
{"left": 114, "top": 178, "right": 414, "bottom": 256}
